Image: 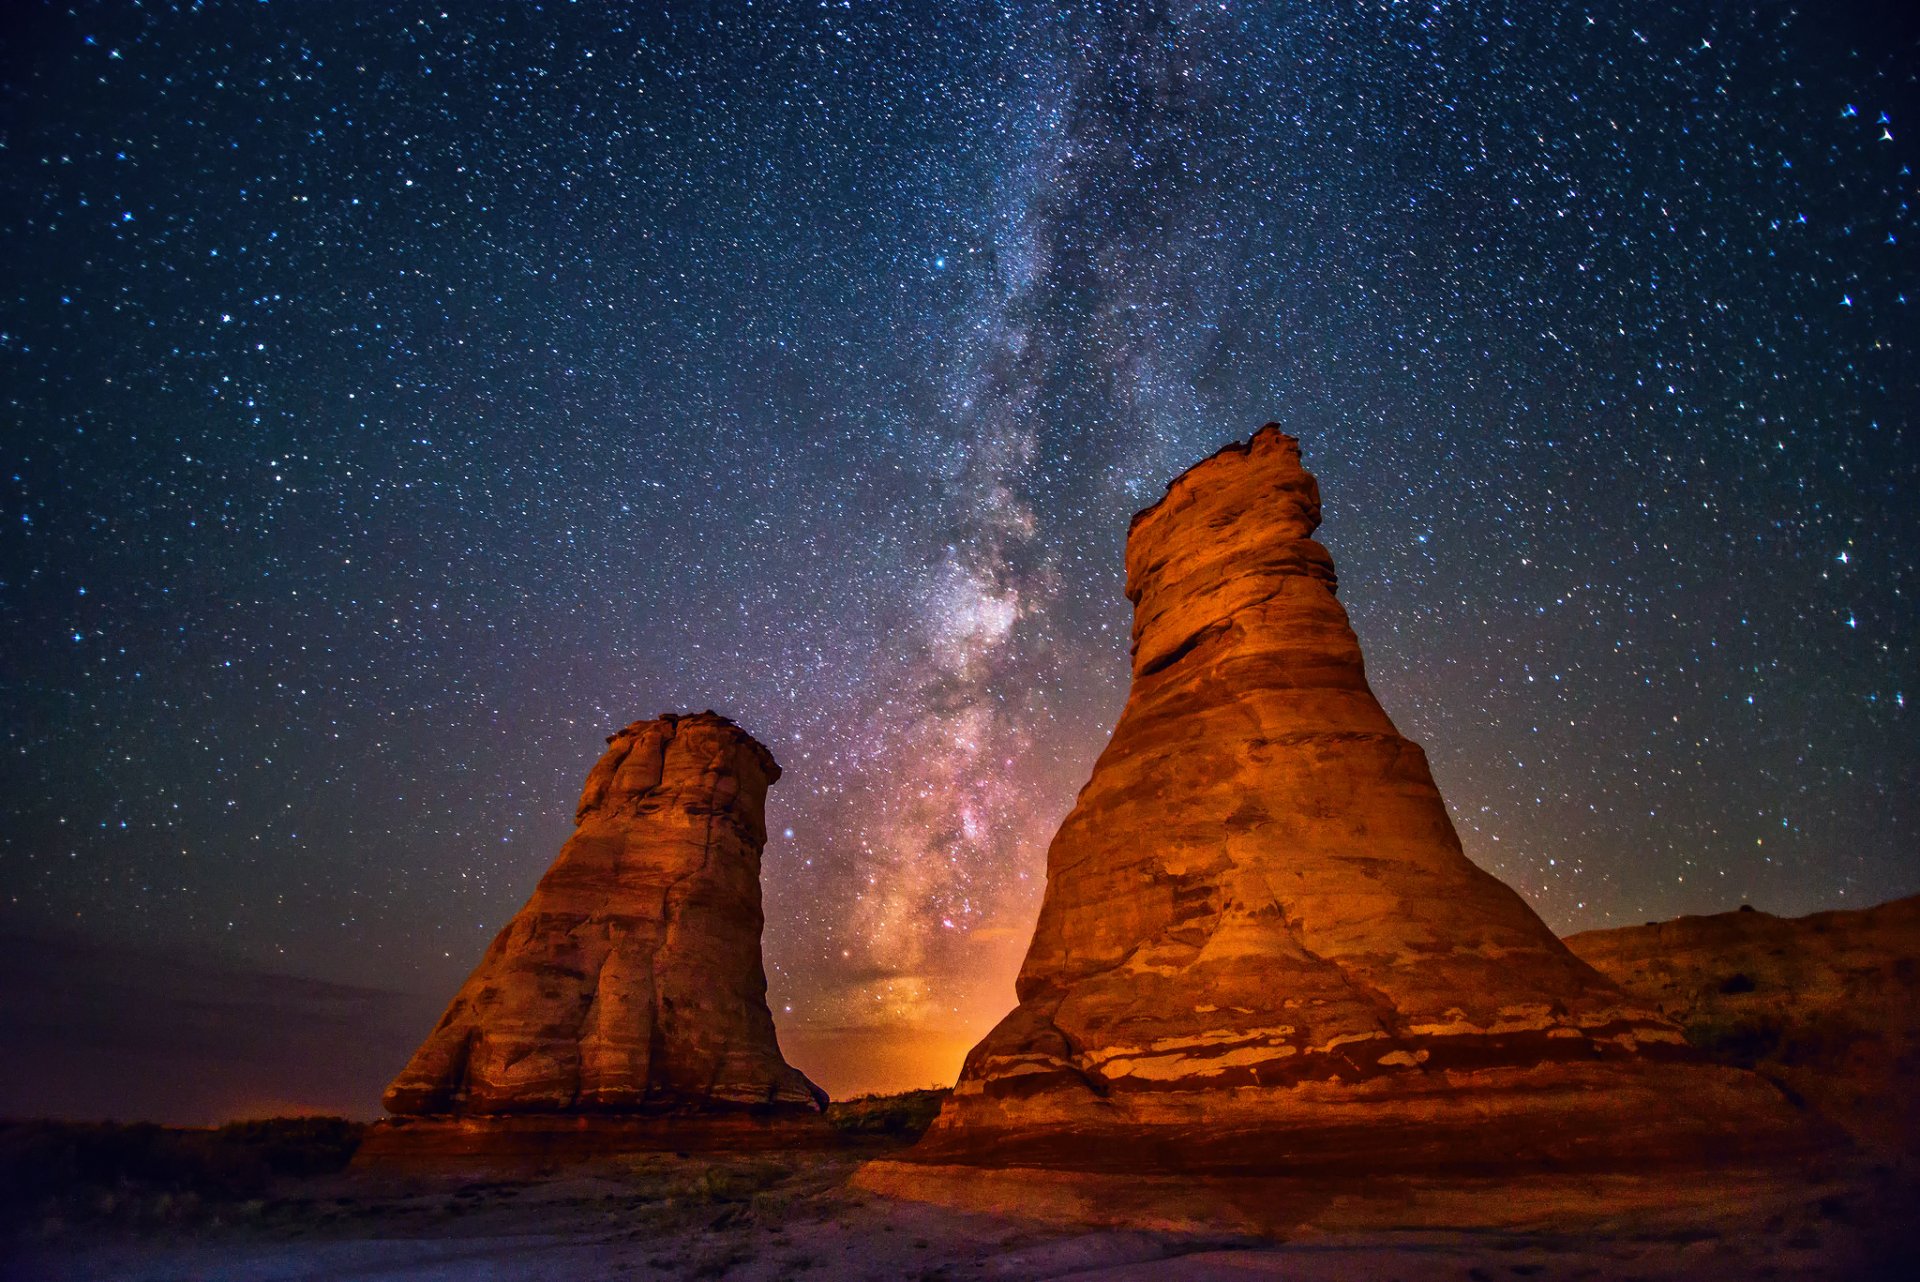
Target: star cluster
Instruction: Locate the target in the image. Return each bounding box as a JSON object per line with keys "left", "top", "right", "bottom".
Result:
{"left": 2, "top": 1, "right": 1914, "bottom": 1095}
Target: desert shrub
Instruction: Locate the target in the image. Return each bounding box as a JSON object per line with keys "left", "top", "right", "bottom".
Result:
{"left": 825, "top": 1089, "right": 948, "bottom": 1138}
{"left": 1684, "top": 1014, "right": 1784, "bottom": 1066}
{"left": 0, "top": 1116, "right": 364, "bottom": 1227}
{"left": 673, "top": 1158, "right": 792, "bottom": 1203}
{"left": 212, "top": 1116, "right": 363, "bottom": 1177}
{"left": 1772, "top": 1013, "right": 1877, "bottom": 1069}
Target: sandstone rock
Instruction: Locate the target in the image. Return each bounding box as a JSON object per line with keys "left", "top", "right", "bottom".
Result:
{"left": 383, "top": 712, "right": 825, "bottom": 1116}
{"left": 903, "top": 425, "right": 1815, "bottom": 1173}
{"left": 351, "top": 1112, "right": 842, "bottom": 1169}
{"left": 1567, "top": 894, "right": 1920, "bottom": 1154}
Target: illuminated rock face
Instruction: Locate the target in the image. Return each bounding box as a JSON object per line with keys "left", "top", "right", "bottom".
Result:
{"left": 912, "top": 426, "right": 1806, "bottom": 1171}
{"left": 384, "top": 713, "right": 825, "bottom": 1116}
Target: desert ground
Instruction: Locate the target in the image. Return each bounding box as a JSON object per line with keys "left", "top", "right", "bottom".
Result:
{"left": 4, "top": 1099, "right": 1915, "bottom": 1281}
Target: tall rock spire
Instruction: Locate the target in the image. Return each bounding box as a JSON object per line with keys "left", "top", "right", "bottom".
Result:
{"left": 905, "top": 425, "right": 1807, "bottom": 1171}
{"left": 384, "top": 712, "right": 824, "bottom": 1116}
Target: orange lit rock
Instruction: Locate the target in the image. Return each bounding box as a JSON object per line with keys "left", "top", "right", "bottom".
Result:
{"left": 383, "top": 712, "right": 825, "bottom": 1116}
{"left": 902, "top": 426, "right": 1815, "bottom": 1173}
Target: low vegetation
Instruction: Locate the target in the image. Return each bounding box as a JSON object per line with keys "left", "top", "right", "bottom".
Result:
{"left": 824, "top": 1088, "right": 948, "bottom": 1138}
{"left": 1683, "top": 1014, "right": 1785, "bottom": 1067}
{"left": 0, "top": 1115, "right": 364, "bottom": 1233}
{"left": 0, "top": 1091, "right": 950, "bottom": 1239}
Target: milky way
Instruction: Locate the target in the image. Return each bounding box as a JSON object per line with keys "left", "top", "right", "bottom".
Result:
{"left": 3, "top": 2, "right": 1914, "bottom": 1095}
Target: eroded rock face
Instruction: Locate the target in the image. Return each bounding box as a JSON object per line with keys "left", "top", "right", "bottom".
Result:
{"left": 384, "top": 712, "right": 825, "bottom": 1116}
{"left": 910, "top": 426, "right": 1810, "bottom": 1171}
{"left": 1567, "top": 895, "right": 1920, "bottom": 1155}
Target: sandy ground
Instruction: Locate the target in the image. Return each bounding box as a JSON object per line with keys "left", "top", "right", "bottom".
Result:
{"left": 8, "top": 1147, "right": 1916, "bottom": 1281}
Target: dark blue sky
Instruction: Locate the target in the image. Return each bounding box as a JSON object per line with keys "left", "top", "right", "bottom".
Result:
{"left": 3, "top": 1, "right": 1914, "bottom": 1093}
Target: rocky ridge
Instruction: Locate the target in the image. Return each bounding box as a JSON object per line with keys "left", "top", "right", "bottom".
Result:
{"left": 1568, "top": 894, "right": 1920, "bottom": 1155}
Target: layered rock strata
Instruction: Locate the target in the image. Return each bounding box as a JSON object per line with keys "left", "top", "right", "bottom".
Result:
{"left": 1568, "top": 895, "right": 1920, "bottom": 1155}
{"left": 904, "top": 425, "right": 1812, "bottom": 1173}
{"left": 383, "top": 712, "right": 825, "bottom": 1116}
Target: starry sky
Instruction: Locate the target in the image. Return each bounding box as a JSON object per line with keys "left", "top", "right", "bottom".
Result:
{"left": 3, "top": 1, "right": 1915, "bottom": 1101}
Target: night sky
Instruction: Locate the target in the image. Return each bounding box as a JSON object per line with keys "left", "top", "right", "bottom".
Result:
{"left": 3, "top": 2, "right": 1915, "bottom": 1099}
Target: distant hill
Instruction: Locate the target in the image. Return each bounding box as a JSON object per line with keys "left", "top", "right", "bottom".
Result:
{"left": 0, "top": 932, "right": 441, "bottom": 1125}
{"left": 1566, "top": 894, "right": 1920, "bottom": 1155}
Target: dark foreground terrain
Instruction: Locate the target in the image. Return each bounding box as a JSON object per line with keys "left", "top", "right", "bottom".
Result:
{"left": 3, "top": 1095, "right": 1916, "bottom": 1281}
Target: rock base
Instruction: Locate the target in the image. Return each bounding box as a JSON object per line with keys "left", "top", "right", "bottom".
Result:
{"left": 353, "top": 1111, "right": 840, "bottom": 1170}
{"left": 908, "top": 1061, "right": 1836, "bottom": 1177}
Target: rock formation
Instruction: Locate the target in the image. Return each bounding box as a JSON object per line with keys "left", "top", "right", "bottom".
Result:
{"left": 383, "top": 712, "right": 825, "bottom": 1117}
{"left": 1567, "top": 894, "right": 1920, "bottom": 1155}
{"left": 901, "top": 425, "right": 1814, "bottom": 1173}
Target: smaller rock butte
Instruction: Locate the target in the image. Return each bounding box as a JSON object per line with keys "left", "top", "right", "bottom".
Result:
{"left": 895, "top": 424, "right": 1818, "bottom": 1176}
{"left": 382, "top": 711, "right": 824, "bottom": 1118}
